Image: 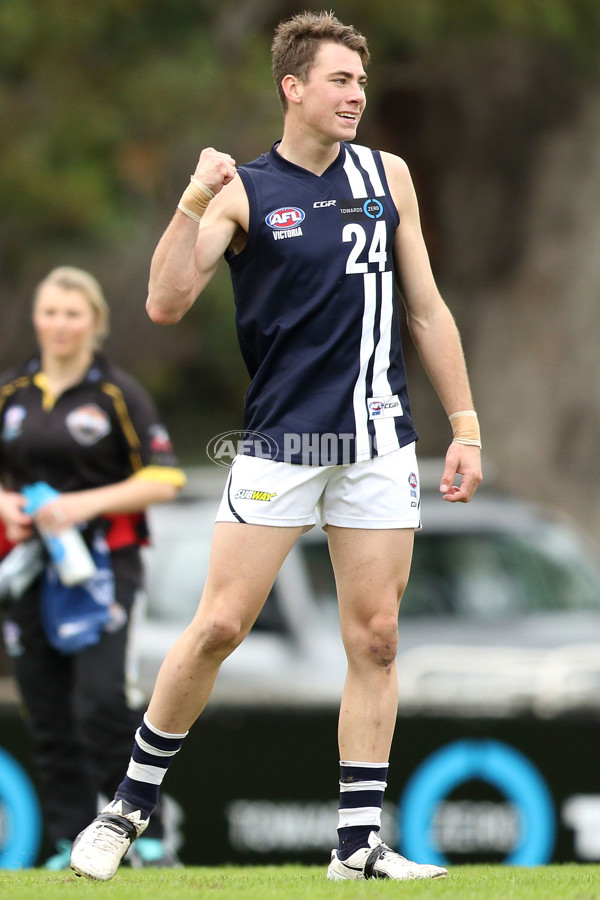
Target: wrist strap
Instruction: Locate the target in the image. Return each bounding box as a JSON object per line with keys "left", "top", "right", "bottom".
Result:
{"left": 449, "top": 410, "right": 482, "bottom": 449}
{"left": 177, "top": 176, "right": 215, "bottom": 222}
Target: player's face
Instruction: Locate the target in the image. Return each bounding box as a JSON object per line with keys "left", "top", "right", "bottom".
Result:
{"left": 297, "top": 42, "right": 367, "bottom": 142}
{"left": 33, "top": 284, "right": 99, "bottom": 361}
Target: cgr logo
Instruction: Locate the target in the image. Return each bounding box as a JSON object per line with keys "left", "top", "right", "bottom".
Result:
{"left": 369, "top": 399, "right": 400, "bottom": 416}
{"left": 314, "top": 200, "right": 337, "bottom": 208}
{"left": 367, "top": 395, "right": 403, "bottom": 420}
{"left": 265, "top": 207, "right": 305, "bottom": 229}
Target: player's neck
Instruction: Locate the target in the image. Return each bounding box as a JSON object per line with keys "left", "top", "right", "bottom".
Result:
{"left": 277, "top": 130, "right": 341, "bottom": 176}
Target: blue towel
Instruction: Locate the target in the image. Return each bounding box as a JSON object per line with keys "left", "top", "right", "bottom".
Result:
{"left": 40, "top": 533, "right": 117, "bottom": 654}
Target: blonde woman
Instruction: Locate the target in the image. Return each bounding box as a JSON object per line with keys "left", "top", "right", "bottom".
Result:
{"left": 0, "top": 267, "right": 185, "bottom": 868}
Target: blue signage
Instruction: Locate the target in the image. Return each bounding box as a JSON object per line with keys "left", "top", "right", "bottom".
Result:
{"left": 399, "top": 739, "right": 555, "bottom": 866}
{"left": 0, "top": 747, "right": 42, "bottom": 868}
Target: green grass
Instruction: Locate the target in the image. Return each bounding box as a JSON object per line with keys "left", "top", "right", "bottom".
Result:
{"left": 1, "top": 866, "right": 600, "bottom": 900}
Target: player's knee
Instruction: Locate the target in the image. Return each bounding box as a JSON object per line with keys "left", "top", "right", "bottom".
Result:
{"left": 194, "top": 615, "right": 246, "bottom": 659}
{"left": 368, "top": 615, "right": 399, "bottom": 667}
{"left": 347, "top": 613, "right": 399, "bottom": 668}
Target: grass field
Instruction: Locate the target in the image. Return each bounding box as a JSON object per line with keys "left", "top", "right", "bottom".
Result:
{"left": 1, "top": 866, "right": 600, "bottom": 900}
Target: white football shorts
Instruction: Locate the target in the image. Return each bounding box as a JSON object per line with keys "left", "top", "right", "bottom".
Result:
{"left": 215, "top": 443, "right": 421, "bottom": 530}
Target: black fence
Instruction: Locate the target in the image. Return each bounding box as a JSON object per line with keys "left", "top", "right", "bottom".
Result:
{"left": 1, "top": 703, "right": 599, "bottom": 868}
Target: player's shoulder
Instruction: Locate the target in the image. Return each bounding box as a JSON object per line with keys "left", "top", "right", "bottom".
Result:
{"left": 378, "top": 152, "right": 418, "bottom": 212}
{"left": 238, "top": 148, "right": 272, "bottom": 173}
{"left": 379, "top": 150, "right": 412, "bottom": 180}
{"left": 347, "top": 143, "right": 412, "bottom": 186}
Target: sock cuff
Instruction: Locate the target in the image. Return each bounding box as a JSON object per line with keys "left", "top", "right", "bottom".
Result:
{"left": 339, "top": 760, "right": 389, "bottom": 767}
{"left": 143, "top": 713, "right": 189, "bottom": 741}
{"left": 340, "top": 761, "right": 389, "bottom": 785}
{"left": 339, "top": 780, "right": 387, "bottom": 792}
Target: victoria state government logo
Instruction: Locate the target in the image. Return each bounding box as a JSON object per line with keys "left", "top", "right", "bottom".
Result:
{"left": 206, "top": 430, "right": 280, "bottom": 468}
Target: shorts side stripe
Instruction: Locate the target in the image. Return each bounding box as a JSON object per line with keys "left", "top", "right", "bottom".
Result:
{"left": 226, "top": 470, "right": 246, "bottom": 523}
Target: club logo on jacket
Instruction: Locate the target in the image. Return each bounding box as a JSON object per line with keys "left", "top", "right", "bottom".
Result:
{"left": 2, "top": 405, "right": 27, "bottom": 442}
{"left": 265, "top": 207, "right": 305, "bottom": 241}
{"left": 66, "top": 404, "right": 111, "bottom": 446}
{"left": 149, "top": 424, "right": 174, "bottom": 454}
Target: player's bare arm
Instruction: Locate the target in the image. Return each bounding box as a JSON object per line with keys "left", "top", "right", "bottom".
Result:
{"left": 382, "top": 151, "right": 482, "bottom": 503}
{"left": 147, "top": 148, "right": 247, "bottom": 325}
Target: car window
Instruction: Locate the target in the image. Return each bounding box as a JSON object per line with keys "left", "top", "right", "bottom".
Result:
{"left": 520, "top": 523, "right": 600, "bottom": 612}
{"left": 403, "top": 533, "right": 528, "bottom": 618}
{"left": 301, "top": 540, "right": 338, "bottom": 608}
{"left": 144, "top": 525, "right": 212, "bottom": 623}
{"left": 404, "top": 528, "right": 600, "bottom": 619}
{"left": 299, "top": 526, "right": 600, "bottom": 622}
{"left": 144, "top": 503, "right": 291, "bottom": 635}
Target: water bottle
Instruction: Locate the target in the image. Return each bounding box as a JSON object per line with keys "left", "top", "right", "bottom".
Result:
{"left": 22, "top": 482, "right": 97, "bottom": 586}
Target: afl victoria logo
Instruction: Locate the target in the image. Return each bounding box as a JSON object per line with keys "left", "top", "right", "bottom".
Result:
{"left": 265, "top": 207, "right": 305, "bottom": 229}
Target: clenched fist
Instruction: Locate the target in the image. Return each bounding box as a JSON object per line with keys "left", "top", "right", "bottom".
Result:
{"left": 194, "top": 148, "right": 237, "bottom": 196}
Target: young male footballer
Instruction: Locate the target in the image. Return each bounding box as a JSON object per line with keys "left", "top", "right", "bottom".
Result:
{"left": 71, "top": 10, "right": 481, "bottom": 882}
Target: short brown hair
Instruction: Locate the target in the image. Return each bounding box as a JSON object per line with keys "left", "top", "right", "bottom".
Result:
{"left": 272, "top": 11, "right": 370, "bottom": 111}
{"left": 34, "top": 266, "right": 110, "bottom": 348}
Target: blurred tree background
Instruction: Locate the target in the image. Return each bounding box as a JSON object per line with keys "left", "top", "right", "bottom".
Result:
{"left": 1, "top": 0, "right": 600, "bottom": 536}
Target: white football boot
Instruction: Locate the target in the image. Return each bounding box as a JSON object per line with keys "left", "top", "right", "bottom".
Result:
{"left": 70, "top": 799, "right": 149, "bottom": 881}
{"left": 327, "top": 831, "right": 448, "bottom": 881}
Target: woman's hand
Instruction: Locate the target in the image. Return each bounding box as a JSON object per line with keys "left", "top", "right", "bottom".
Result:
{"left": 33, "top": 493, "right": 92, "bottom": 534}
{"left": 0, "top": 490, "right": 35, "bottom": 542}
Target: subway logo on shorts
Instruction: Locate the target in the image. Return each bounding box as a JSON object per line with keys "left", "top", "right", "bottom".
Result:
{"left": 235, "top": 489, "right": 277, "bottom": 502}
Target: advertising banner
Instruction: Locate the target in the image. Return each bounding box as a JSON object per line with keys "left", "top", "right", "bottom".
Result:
{"left": 0, "top": 707, "right": 599, "bottom": 867}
